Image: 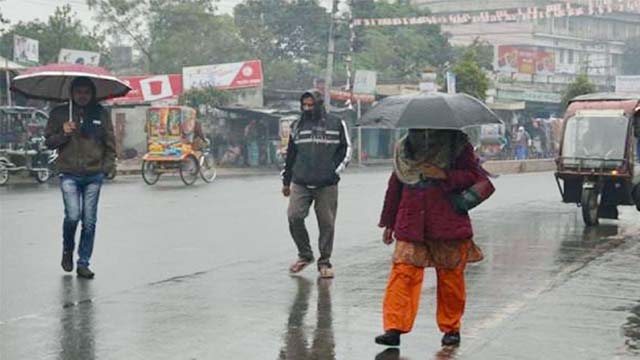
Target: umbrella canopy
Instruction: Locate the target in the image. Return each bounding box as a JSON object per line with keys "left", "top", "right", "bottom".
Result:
{"left": 358, "top": 92, "right": 502, "bottom": 129}
{"left": 11, "top": 63, "right": 130, "bottom": 102}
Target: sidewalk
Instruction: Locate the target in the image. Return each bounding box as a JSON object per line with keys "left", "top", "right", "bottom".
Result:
{"left": 116, "top": 158, "right": 556, "bottom": 177}
{"left": 116, "top": 158, "right": 277, "bottom": 178}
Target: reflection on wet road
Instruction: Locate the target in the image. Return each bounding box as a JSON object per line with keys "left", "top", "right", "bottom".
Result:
{"left": 1, "top": 171, "right": 639, "bottom": 359}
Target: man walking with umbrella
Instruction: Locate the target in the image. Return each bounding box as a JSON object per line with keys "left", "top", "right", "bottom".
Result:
{"left": 12, "top": 64, "right": 130, "bottom": 278}
{"left": 45, "top": 77, "right": 116, "bottom": 278}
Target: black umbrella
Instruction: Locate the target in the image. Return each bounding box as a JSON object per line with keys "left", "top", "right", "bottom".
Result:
{"left": 358, "top": 92, "right": 502, "bottom": 129}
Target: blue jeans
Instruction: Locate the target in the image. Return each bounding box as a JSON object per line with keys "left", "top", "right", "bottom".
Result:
{"left": 515, "top": 145, "right": 528, "bottom": 160}
{"left": 60, "top": 173, "right": 104, "bottom": 267}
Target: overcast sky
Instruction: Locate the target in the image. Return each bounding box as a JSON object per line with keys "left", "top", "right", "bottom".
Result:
{"left": 1, "top": 0, "right": 336, "bottom": 30}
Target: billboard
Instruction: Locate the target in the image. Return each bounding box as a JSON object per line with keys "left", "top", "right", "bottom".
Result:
{"left": 497, "top": 46, "right": 555, "bottom": 75}
{"left": 352, "top": 1, "right": 636, "bottom": 27}
{"left": 616, "top": 76, "right": 640, "bottom": 94}
{"left": 109, "top": 74, "right": 183, "bottom": 105}
{"left": 182, "top": 60, "right": 263, "bottom": 90}
{"left": 59, "top": 48, "right": 101, "bottom": 66}
{"left": 353, "top": 70, "right": 377, "bottom": 94}
{"left": 14, "top": 35, "right": 39, "bottom": 64}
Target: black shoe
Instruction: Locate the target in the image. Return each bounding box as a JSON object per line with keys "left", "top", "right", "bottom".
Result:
{"left": 375, "top": 330, "right": 401, "bottom": 346}
{"left": 441, "top": 332, "right": 461, "bottom": 346}
{"left": 76, "top": 266, "right": 95, "bottom": 279}
{"left": 375, "top": 348, "right": 400, "bottom": 360}
{"left": 61, "top": 252, "right": 73, "bottom": 272}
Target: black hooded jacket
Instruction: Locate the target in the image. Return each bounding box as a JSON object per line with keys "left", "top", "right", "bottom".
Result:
{"left": 281, "top": 90, "right": 351, "bottom": 188}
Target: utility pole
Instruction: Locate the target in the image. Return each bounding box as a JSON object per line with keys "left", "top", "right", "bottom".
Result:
{"left": 5, "top": 36, "right": 11, "bottom": 106}
{"left": 324, "top": 0, "right": 339, "bottom": 112}
{"left": 346, "top": 0, "right": 355, "bottom": 103}
{"left": 344, "top": 0, "right": 363, "bottom": 166}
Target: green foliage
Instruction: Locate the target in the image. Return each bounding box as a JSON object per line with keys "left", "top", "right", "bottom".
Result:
{"left": 453, "top": 38, "right": 494, "bottom": 71}
{"left": 450, "top": 49, "right": 489, "bottom": 100}
{"left": 234, "top": 0, "right": 330, "bottom": 62}
{"left": 0, "top": 0, "right": 8, "bottom": 26}
{"left": 350, "top": 1, "right": 452, "bottom": 82}
{"left": 179, "top": 86, "right": 233, "bottom": 114}
{"left": 88, "top": 0, "right": 249, "bottom": 74}
{"left": 87, "top": 0, "right": 457, "bottom": 89}
{"left": 561, "top": 74, "right": 596, "bottom": 110}
{"left": 147, "top": 1, "right": 248, "bottom": 73}
{"left": 264, "top": 60, "right": 321, "bottom": 90}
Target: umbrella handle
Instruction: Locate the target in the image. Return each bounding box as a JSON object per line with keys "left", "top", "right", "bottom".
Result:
{"left": 68, "top": 101, "right": 73, "bottom": 123}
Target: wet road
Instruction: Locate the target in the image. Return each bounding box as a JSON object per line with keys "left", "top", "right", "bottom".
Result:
{"left": 1, "top": 170, "right": 639, "bottom": 359}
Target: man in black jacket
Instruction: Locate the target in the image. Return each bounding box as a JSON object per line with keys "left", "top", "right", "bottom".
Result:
{"left": 282, "top": 90, "right": 351, "bottom": 278}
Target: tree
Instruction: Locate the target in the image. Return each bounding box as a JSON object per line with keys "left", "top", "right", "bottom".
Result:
{"left": 622, "top": 37, "right": 640, "bottom": 75}
{"left": 86, "top": 0, "right": 151, "bottom": 69}
{"left": 0, "top": 5, "right": 108, "bottom": 65}
{"left": 449, "top": 49, "right": 489, "bottom": 100}
{"left": 179, "top": 86, "right": 232, "bottom": 116}
{"left": 264, "top": 59, "right": 321, "bottom": 90}
{"left": 561, "top": 74, "right": 596, "bottom": 109}
{"left": 148, "top": 3, "right": 248, "bottom": 73}
{"left": 453, "top": 38, "right": 494, "bottom": 71}
{"left": 0, "top": 0, "right": 8, "bottom": 26}
{"left": 349, "top": 1, "right": 453, "bottom": 82}
{"left": 234, "top": 0, "right": 330, "bottom": 62}
{"left": 233, "top": 0, "right": 330, "bottom": 90}
{"left": 88, "top": 0, "right": 249, "bottom": 74}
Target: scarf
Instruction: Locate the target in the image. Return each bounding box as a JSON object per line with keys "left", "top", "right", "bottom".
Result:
{"left": 393, "top": 130, "right": 468, "bottom": 185}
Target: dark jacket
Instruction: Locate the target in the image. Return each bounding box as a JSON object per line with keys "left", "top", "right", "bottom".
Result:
{"left": 378, "top": 144, "right": 488, "bottom": 242}
{"left": 45, "top": 104, "right": 116, "bottom": 176}
{"left": 282, "top": 91, "right": 351, "bottom": 188}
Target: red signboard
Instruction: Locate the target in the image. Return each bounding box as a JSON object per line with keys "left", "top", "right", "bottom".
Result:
{"left": 109, "top": 74, "right": 183, "bottom": 105}
{"left": 497, "top": 46, "right": 555, "bottom": 75}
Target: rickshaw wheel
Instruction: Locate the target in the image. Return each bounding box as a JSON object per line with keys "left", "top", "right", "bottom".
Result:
{"left": 35, "top": 169, "right": 51, "bottom": 183}
{"left": 199, "top": 153, "right": 217, "bottom": 183}
{"left": 0, "top": 164, "right": 9, "bottom": 186}
{"left": 179, "top": 155, "right": 199, "bottom": 186}
{"left": 581, "top": 188, "right": 600, "bottom": 226}
{"left": 142, "top": 160, "right": 160, "bottom": 185}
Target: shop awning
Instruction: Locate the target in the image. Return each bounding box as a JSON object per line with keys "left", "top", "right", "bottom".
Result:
{"left": 216, "top": 106, "right": 297, "bottom": 121}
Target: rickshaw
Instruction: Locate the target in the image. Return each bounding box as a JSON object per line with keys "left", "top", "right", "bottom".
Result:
{"left": 141, "top": 106, "right": 216, "bottom": 186}
{"left": 555, "top": 93, "right": 640, "bottom": 226}
{"left": 476, "top": 123, "right": 509, "bottom": 160}
{"left": 0, "top": 106, "right": 53, "bottom": 185}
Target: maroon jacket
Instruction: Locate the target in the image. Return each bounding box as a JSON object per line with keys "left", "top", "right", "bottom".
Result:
{"left": 378, "top": 144, "right": 487, "bottom": 242}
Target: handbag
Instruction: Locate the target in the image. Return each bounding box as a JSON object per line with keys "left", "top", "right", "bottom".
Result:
{"left": 450, "top": 179, "right": 495, "bottom": 214}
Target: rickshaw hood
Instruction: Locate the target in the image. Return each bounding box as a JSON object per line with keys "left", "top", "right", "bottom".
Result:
{"left": 565, "top": 98, "right": 640, "bottom": 119}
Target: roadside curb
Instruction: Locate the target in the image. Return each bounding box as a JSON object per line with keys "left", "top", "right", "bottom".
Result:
{"left": 116, "top": 159, "right": 556, "bottom": 178}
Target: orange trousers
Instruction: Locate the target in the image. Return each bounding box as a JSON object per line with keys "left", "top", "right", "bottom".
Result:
{"left": 382, "top": 255, "right": 467, "bottom": 334}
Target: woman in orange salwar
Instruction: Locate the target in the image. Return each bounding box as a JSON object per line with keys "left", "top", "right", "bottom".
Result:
{"left": 375, "top": 129, "right": 494, "bottom": 347}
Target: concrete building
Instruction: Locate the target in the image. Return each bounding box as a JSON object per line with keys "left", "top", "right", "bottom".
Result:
{"left": 412, "top": 0, "right": 640, "bottom": 114}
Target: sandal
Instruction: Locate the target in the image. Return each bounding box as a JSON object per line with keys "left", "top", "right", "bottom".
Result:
{"left": 289, "top": 259, "right": 312, "bottom": 274}
{"left": 319, "top": 266, "right": 334, "bottom": 279}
